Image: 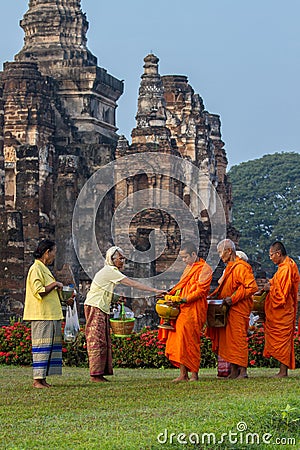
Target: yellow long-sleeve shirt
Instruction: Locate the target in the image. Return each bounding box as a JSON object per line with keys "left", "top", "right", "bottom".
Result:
{"left": 23, "top": 259, "right": 63, "bottom": 320}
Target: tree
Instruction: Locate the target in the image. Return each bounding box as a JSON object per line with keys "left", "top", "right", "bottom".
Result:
{"left": 228, "top": 152, "right": 300, "bottom": 274}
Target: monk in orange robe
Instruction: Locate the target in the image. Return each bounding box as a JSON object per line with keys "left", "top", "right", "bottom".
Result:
{"left": 263, "top": 241, "right": 300, "bottom": 377}
{"left": 207, "top": 239, "right": 258, "bottom": 379}
{"left": 164, "top": 242, "right": 212, "bottom": 382}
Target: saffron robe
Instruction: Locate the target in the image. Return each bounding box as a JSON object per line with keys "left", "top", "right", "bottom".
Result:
{"left": 207, "top": 258, "right": 258, "bottom": 367}
{"left": 165, "top": 259, "right": 212, "bottom": 372}
{"left": 263, "top": 256, "right": 300, "bottom": 369}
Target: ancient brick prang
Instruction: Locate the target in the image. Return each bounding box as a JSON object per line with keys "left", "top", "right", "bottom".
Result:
{"left": 0, "top": 5, "right": 236, "bottom": 324}
{"left": 0, "top": 0, "right": 123, "bottom": 323}
{"left": 114, "top": 55, "right": 237, "bottom": 314}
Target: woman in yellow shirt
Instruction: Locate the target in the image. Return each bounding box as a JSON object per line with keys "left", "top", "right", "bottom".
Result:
{"left": 23, "top": 239, "right": 70, "bottom": 388}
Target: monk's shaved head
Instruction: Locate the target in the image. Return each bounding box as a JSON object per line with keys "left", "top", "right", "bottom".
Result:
{"left": 181, "top": 241, "right": 198, "bottom": 256}
{"left": 270, "top": 241, "right": 287, "bottom": 256}
{"left": 217, "top": 239, "right": 236, "bottom": 253}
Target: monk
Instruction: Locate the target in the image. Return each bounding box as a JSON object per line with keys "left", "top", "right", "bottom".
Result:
{"left": 164, "top": 241, "right": 212, "bottom": 382}
{"left": 263, "top": 241, "right": 299, "bottom": 377}
{"left": 207, "top": 239, "right": 258, "bottom": 379}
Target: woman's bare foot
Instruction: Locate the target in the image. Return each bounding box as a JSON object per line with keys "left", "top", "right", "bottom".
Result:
{"left": 90, "top": 375, "right": 109, "bottom": 382}
{"left": 33, "top": 380, "right": 48, "bottom": 389}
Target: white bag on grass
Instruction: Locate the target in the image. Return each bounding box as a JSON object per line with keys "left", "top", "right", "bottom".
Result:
{"left": 64, "top": 303, "right": 80, "bottom": 342}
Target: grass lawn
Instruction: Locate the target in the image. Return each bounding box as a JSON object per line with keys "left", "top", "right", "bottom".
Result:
{"left": 0, "top": 366, "right": 299, "bottom": 450}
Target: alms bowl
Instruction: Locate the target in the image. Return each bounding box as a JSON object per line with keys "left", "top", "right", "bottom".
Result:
{"left": 155, "top": 299, "right": 180, "bottom": 319}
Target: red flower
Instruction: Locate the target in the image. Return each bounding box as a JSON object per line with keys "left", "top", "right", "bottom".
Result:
{"left": 250, "top": 360, "right": 256, "bottom": 366}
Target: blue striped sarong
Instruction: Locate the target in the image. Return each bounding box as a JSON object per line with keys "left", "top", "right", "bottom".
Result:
{"left": 31, "top": 320, "right": 62, "bottom": 379}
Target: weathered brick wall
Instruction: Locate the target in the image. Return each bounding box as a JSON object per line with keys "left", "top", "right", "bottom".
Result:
{"left": 0, "top": 1, "right": 123, "bottom": 323}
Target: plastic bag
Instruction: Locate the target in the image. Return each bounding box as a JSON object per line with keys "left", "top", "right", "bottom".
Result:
{"left": 248, "top": 312, "right": 260, "bottom": 334}
{"left": 64, "top": 303, "right": 80, "bottom": 343}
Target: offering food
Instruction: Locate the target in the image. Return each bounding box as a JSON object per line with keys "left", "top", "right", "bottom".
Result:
{"left": 163, "top": 294, "right": 181, "bottom": 303}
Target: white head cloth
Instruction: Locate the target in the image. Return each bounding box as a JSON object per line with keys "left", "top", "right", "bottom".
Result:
{"left": 105, "top": 246, "right": 125, "bottom": 266}
{"left": 236, "top": 250, "right": 249, "bottom": 262}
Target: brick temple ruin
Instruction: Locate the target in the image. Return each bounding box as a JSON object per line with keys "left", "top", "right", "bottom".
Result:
{"left": 0, "top": 0, "right": 237, "bottom": 322}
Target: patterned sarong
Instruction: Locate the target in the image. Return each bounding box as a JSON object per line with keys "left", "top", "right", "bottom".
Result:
{"left": 217, "top": 355, "right": 231, "bottom": 378}
{"left": 84, "top": 305, "right": 113, "bottom": 377}
{"left": 31, "top": 320, "right": 62, "bottom": 379}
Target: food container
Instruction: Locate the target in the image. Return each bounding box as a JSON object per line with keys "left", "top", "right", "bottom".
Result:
{"left": 59, "top": 286, "right": 74, "bottom": 303}
{"left": 155, "top": 299, "right": 180, "bottom": 330}
{"left": 252, "top": 291, "right": 267, "bottom": 313}
{"left": 207, "top": 299, "right": 227, "bottom": 327}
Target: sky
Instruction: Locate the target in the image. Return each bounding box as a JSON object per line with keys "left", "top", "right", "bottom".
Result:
{"left": 0, "top": 0, "right": 299, "bottom": 168}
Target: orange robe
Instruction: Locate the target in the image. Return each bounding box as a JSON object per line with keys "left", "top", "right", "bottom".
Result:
{"left": 207, "top": 258, "right": 258, "bottom": 367}
{"left": 263, "top": 256, "right": 299, "bottom": 369}
{"left": 165, "top": 260, "right": 212, "bottom": 372}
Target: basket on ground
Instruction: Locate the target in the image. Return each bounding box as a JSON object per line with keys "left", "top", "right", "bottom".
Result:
{"left": 110, "top": 318, "right": 135, "bottom": 337}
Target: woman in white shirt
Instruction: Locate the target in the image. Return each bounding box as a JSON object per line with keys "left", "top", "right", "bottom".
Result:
{"left": 84, "top": 246, "right": 164, "bottom": 382}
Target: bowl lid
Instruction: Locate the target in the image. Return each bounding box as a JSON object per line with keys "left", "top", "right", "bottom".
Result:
{"left": 207, "top": 299, "right": 223, "bottom": 305}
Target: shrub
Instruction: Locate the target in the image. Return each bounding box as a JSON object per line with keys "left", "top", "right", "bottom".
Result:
{"left": 0, "top": 321, "right": 299, "bottom": 369}
{"left": 61, "top": 324, "right": 88, "bottom": 367}
{"left": 200, "top": 333, "right": 217, "bottom": 368}
{"left": 112, "top": 328, "right": 172, "bottom": 369}
{"left": 0, "top": 321, "right": 32, "bottom": 365}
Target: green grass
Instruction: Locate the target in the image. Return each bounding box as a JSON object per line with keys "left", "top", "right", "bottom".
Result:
{"left": 0, "top": 366, "right": 299, "bottom": 449}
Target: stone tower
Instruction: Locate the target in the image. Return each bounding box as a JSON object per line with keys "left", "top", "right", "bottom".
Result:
{"left": 114, "top": 54, "right": 235, "bottom": 304}
{"left": 0, "top": 0, "right": 123, "bottom": 320}
{"left": 114, "top": 55, "right": 184, "bottom": 284}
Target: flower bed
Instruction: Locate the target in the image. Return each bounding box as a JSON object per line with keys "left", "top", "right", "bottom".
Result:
{"left": 0, "top": 321, "right": 32, "bottom": 365}
{"left": 0, "top": 321, "right": 299, "bottom": 369}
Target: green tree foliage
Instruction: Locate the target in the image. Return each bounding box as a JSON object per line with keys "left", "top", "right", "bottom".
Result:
{"left": 228, "top": 152, "right": 300, "bottom": 273}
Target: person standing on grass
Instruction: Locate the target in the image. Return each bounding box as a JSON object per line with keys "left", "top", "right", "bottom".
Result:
{"left": 215, "top": 249, "right": 250, "bottom": 378}
{"left": 84, "top": 246, "right": 164, "bottom": 382}
{"left": 263, "top": 241, "right": 299, "bottom": 377}
{"left": 162, "top": 241, "right": 212, "bottom": 382}
{"left": 23, "top": 239, "right": 73, "bottom": 389}
{"left": 207, "top": 239, "right": 258, "bottom": 379}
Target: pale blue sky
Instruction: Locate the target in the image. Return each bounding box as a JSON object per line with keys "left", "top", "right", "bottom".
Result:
{"left": 1, "top": 0, "right": 299, "bottom": 168}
